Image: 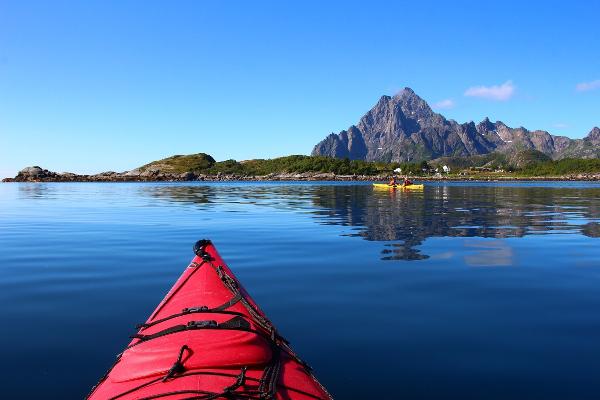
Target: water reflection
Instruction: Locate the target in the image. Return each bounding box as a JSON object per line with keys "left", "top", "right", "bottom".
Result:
{"left": 16, "top": 182, "right": 600, "bottom": 261}
{"left": 582, "top": 222, "right": 600, "bottom": 238}
{"left": 311, "top": 184, "right": 600, "bottom": 260}
{"left": 141, "top": 185, "right": 216, "bottom": 205}
{"left": 136, "top": 183, "right": 321, "bottom": 212}
{"left": 133, "top": 183, "right": 600, "bottom": 260}
{"left": 16, "top": 183, "right": 54, "bottom": 199}
{"left": 463, "top": 239, "right": 514, "bottom": 267}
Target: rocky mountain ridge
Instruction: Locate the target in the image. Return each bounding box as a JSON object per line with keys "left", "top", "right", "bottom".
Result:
{"left": 312, "top": 88, "right": 600, "bottom": 162}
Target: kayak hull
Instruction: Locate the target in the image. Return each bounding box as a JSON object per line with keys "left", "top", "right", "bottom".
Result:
{"left": 87, "top": 240, "right": 331, "bottom": 400}
{"left": 373, "top": 183, "right": 424, "bottom": 190}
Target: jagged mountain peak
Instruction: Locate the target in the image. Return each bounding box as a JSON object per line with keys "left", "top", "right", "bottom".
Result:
{"left": 312, "top": 89, "right": 600, "bottom": 162}
{"left": 393, "top": 87, "right": 417, "bottom": 98}
{"left": 393, "top": 87, "right": 428, "bottom": 104}
{"left": 373, "top": 88, "right": 426, "bottom": 109}
{"left": 477, "top": 117, "right": 496, "bottom": 132}
{"left": 391, "top": 87, "right": 434, "bottom": 121}
{"left": 585, "top": 127, "right": 600, "bottom": 145}
{"left": 587, "top": 127, "right": 600, "bottom": 138}
{"left": 373, "top": 95, "right": 392, "bottom": 107}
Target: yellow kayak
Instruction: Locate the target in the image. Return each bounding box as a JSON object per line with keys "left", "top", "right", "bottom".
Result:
{"left": 373, "top": 183, "right": 424, "bottom": 190}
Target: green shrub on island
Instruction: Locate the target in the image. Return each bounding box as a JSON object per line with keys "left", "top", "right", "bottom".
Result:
{"left": 210, "top": 155, "right": 397, "bottom": 176}
{"left": 520, "top": 158, "right": 600, "bottom": 176}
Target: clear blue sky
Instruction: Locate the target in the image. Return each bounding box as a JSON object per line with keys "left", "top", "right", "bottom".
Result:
{"left": 1, "top": 1, "right": 599, "bottom": 177}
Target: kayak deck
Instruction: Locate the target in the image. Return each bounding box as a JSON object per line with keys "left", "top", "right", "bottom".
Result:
{"left": 87, "top": 240, "right": 332, "bottom": 400}
{"left": 373, "top": 183, "right": 424, "bottom": 190}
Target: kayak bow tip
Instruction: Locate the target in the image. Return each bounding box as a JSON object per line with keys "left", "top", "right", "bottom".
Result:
{"left": 193, "top": 239, "right": 213, "bottom": 260}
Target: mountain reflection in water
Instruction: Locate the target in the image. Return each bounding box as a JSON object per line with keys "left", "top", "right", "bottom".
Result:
{"left": 311, "top": 184, "right": 600, "bottom": 260}
{"left": 133, "top": 182, "right": 600, "bottom": 261}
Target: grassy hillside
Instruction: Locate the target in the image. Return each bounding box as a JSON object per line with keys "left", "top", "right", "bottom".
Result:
{"left": 520, "top": 158, "right": 600, "bottom": 176}
{"left": 139, "top": 153, "right": 216, "bottom": 174}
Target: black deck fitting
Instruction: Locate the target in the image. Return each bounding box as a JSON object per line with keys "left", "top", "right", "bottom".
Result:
{"left": 193, "top": 239, "right": 212, "bottom": 257}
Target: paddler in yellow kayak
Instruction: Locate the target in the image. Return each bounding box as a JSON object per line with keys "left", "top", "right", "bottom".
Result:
{"left": 388, "top": 175, "right": 414, "bottom": 187}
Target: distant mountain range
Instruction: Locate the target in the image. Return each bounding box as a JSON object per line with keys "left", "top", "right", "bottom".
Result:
{"left": 312, "top": 88, "right": 600, "bottom": 162}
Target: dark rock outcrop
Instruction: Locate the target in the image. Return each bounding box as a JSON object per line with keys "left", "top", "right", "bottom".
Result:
{"left": 312, "top": 88, "right": 600, "bottom": 162}
{"left": 11, "top": 166, "right": 61, "bottom": 181}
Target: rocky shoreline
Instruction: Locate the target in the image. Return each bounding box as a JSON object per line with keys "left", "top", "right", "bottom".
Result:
{"left": 3, "top": 166, "right": 600, "bottom": 183}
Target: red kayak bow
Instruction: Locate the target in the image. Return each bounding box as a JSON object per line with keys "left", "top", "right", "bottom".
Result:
{"left": 88, "top": 240, "right": 332, "bottom": 400}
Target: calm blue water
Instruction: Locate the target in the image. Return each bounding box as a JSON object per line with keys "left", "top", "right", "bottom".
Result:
{"left": 1, "top": 181, "right": 600, "bottom": 399}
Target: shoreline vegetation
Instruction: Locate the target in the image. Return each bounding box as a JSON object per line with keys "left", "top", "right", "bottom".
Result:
{"left": 4, "top": 153, "right": 600, "bottom": 183}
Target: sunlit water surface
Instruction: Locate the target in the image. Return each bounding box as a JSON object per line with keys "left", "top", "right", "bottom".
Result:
{"left": 1, "top": 181, "right": 600, "bottom": 399}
